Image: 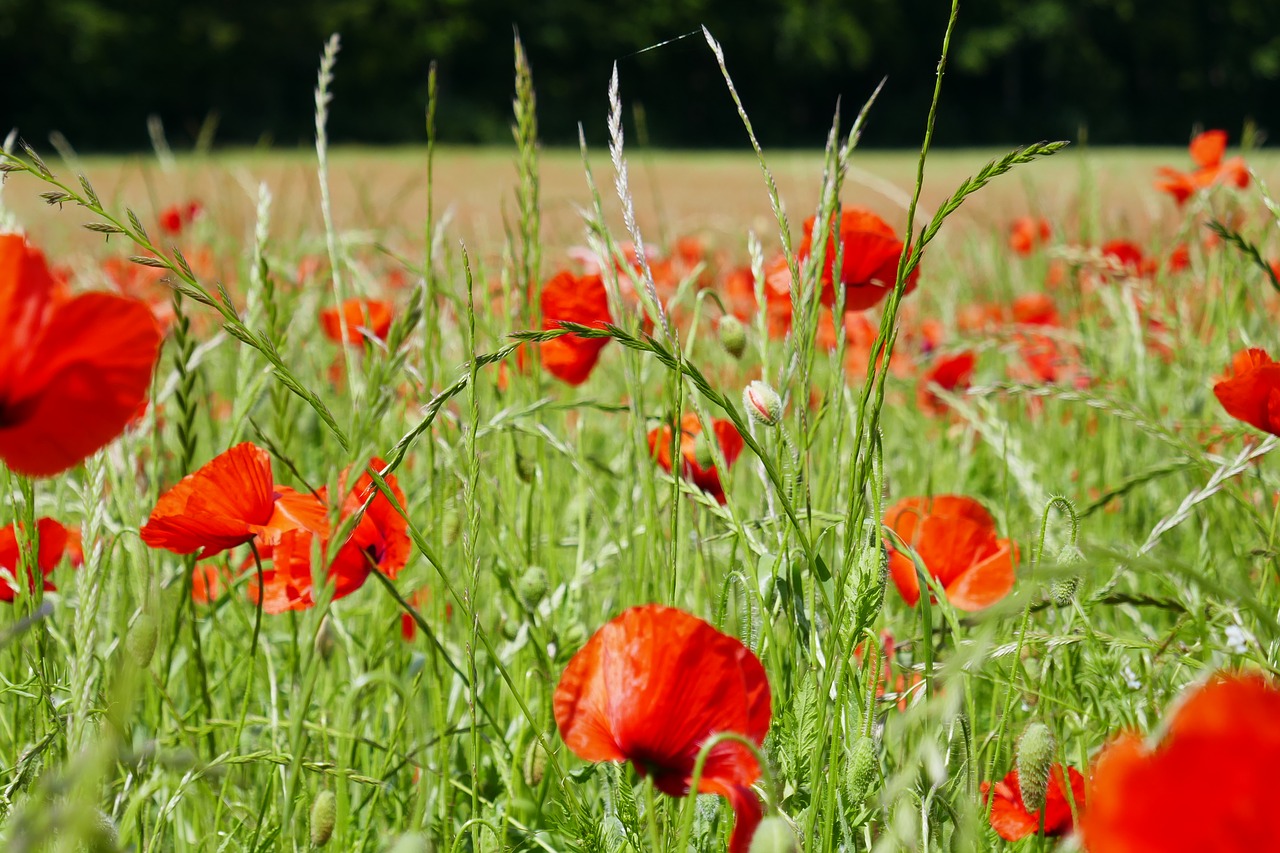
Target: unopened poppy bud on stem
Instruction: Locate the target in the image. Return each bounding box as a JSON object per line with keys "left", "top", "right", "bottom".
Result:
{"left": 718, "top": 315, "right": 747, "bottom": 359}
{"left": 127, "top": 613, "right": 159, "bottom": 669}
{"left": 309, "top": 790, "right": 336, "bottom": 846}
{"left": 1050, "top": 543, "right": 1083, "bottom": 606}
{"left": 846, "top": 735, "right": 879, "bottom": 803}
{"left": 744, "top": 381, "right": 783, "bottom": 427}
{"left": 1016, "top": 722, "right": 1056, "bottom": 814}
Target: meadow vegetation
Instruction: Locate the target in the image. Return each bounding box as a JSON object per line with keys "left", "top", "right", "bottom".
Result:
{"left": 0, "top": 15, "right": 1279, "bottom": 853}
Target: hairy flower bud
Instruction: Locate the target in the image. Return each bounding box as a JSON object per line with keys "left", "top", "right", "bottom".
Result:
{"left": 517, "top": 566, "right": 549, "bottom": 606}
{"left": 314, "top": 615, "right": 337, "bottom": 662}
{"left": 718, "top": 315, "right": 747, "bottom": 359}
{"left": 1016, "top": 722, "right": 1056, "bottom": 814}
{"left": 522, "top": 737, "right": 547, "bottom": 787}
{"left": 1050, "top": 543, "right": 1083, "bottom": 606}
{"left": 846, "top": 735, "right": 879, "bottom": 802}
{"left": 744, "top": 380, "right": 783, "bottom": 427}
{"left": 310, "top": 790, "right": 337, "bottom": 846}
{"left": 127, "top": 613, "right": 159, "bottom": 669}
{"left": 748, "top": 815, "right": 799, "bottom": 853}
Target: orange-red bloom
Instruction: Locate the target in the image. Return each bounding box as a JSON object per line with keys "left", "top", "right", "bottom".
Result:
{"left": 159, "top": 201, "right": 203, "bottom": 236}
{"left": 0, "top": 234, "right": 162, "bottom": 477}
{"left": 140, "top": 443, "right": 330, "bottom": 558}
{"left": 250, "top": 457, "right": 410, "bottom": 614}
{"left": 1008, "top": 217, "right": 1052, "bottom": 256}
{"left": 555, "top": 605, "right": 770, "bottom": 853}
{"left": 538, "top": 270, "right": 612, "bottom": 385}
{"left": 1082, "top": 672, "right": 1280, "bottom": 853}
{"left": 917, "top": 351, "right": 975, "bottom": 416}
{"left": 798, "top": 208, "right": 919, "bottom": 312}
{"left": 982, "top": 765, "right": 1085, "bottom": 841}
{"left": 648, "top": 414, "right": 744, "bottom": 504}
{"left": 320, "top": 298, "right": 393, "bottom": 345}
{"left": 1213, "top": 348, "right": 1280, "bottom": 436}
{"left": 884, "top": 495, "right": 1017, "bottom": 611}
{"left": 0, "top": 518, "right": 83, "bottom": 601}
{"left": 1155, "top": 129, "right": 1250, "bottom": 206}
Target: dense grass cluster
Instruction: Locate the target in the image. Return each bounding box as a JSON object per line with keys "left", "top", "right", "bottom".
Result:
{"left": 1, "top": 16, "right": 1279, "bottom": 853}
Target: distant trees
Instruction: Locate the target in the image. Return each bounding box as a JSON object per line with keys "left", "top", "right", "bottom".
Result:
{"left": 1, "top": 0, "right": 1276, "bottom": 150}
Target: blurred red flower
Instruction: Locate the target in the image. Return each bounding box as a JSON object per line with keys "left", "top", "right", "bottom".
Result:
{"left": 251, "top": 457, "right": 410, "bottom": 614}
{"left": 1082, "top": 672, "right": 1280, "bottom": 853}
{"left": 917, "top": 350, "right": 975, "bottom": 417}
{"left": 1008, "top": 217, "right": 1052, "bottom": 256}
{"left": 1213, "top": 348, "right": 1280, "bottom": 436}
{"left": 555, "top": 605, "right": 770, "bottom": 853}
{"left": 0, "top": 234, "right": 162, "bottom": 477}
{"left": 538, "top": 270, "right": 612, "bottom": 385}
{"left": 0, "top": 518, "right": 83, "bottom": 601}
{"left": 884, "top": 495, "right": 1017, "bottom": 611}
{"left": 981, "top": 765, "right": 1085, "bottom": 841}
{"left": 320, "top": 298, "right": 393, "bottom": 345}
{"left": 1155, "top": 129, "right": 1250, "bottom": 206}
{"left": 140, "top": 443, "right": 330, "bottom": 558}
{"left": 799, "top": 208, "right": 919, "bottom": 312}
{"left": 158, "top": 201, "right": 203, "bottom": 236}
{"left": 648, "top": 414, "right": 744, "bottom": 504}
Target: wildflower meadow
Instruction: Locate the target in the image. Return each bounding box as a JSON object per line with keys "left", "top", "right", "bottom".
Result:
{"left": 3, "top": 12, "right": 1280, "bottom": 853}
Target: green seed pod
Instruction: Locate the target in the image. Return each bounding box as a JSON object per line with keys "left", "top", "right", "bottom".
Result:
{"left": 748, "top": 815, "right": 799, "bottom": 853}
{"left": 1050, "top": 543, "right": 1083, "bottom": 606}
{"left": 386, "top": 833, "right": 429, "bottom": 853}
{"left": 718, "top": 315, "right": 747, "bottom": 359}
{"left": 309, "top": 790, "right": 337, "bottom": 847}
{"left": 846, "top": 735, "right": 879, "bottom": 803}
{"left": 126, "top": 614, "right": 159, "bottom": 669}
{"left": 743, "top": 380, "right": 783, "bottom": 427}
{"left": 517, "top": 566, "right": 549, "bottom": 606}
{"left": 1016, "top": 722, "right": 1056, "bottom": 814}
{"left": 522, "top": 737, "right": 547, "bottom": 787}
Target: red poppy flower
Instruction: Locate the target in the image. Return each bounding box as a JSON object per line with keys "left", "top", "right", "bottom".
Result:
{"left": 1011, "top": 293, "right": 1060, "bottom": 327}
{"left": 0, "top": 518, "right": 83, "bottom": 601}
{"left": 538, "top": 270, "right": 612, "bottom": 385}
{"left": 555, "top": 605, "right": 770, "bottom": 853}
{"left": 140, "top": 443, "right": 330, "bottom": 558}
{"left": 798, "top": 208, "right": 919, "bottom": 312}
{"left": 884, "top": 495, "right": 1017, "bottom": 611}
{"left": 1008, "top": 217, "right": 1052, "bottom": 256}
{"left": 1155, "top": 130, "right": 1250, "bottom": 206}
{"left": 250, "top": 457, "right": 410, "bottom": 614}
{"left": 320, "top": 298, "right": 393, "bottom": 345}
{"left": 647, "top": 414, "right": 744, "bottom": 504}
{"left": 1100, "top": 240, "right": 1154, "bottom": 277}
{"left": 0, "top": 234, "right": 163, "bottom": 477}
{"left": 159, "top": 201, "right": 203, "bottom": 236}
{"left": 1082, "top": 672, "right": 1280, "bottom": 853}
{"left": 981, "top": 764, "right": 1085, "bottom": 841}
{"left": 917, "top": 351, "right": 975, "bottom": 416}
{"left": 1214, "top": 349, "right": 1280, "bottom": 436}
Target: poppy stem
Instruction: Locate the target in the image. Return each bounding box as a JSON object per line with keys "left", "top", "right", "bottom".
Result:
{"left": 676, "top": 731, "right": 774, "bottom": 853}
{"left": 645, "top": 776, "right": 664, "bottom": 853}
{"left": 228, "top": 542, "right": 266, "bottom": 779}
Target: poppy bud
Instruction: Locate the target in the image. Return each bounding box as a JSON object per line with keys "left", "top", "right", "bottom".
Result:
{"left": 442, "top": 506, "right": 461, "bottom": 547}
{"left": 386, "top": 833, "right": 429, "bottom": 853}
{"left": 1050, "top": 543, "right": 1083, "bottom": 606}
{"left": 846, "top": 735, "right": 879, "bottom": 802}
{"left": 127, "top": 613, "right": 159, "bottom": 669}
{"left": 310, "top": 790, "right": 337, "bottom": 846}
{"left": 314, "top": 615, "right": 336, "bottom": 662}
{"left": 522, "top": 737, "right": 547, "bottom": 787}
{"left": 516, "top": 450, "right": 537, "bottom": 484}
{"left": 744, "top": 380, "right": 783, "bottom": 427}
{"left": 854, "top": 521, "right": 888, "bottom": 627}
{"left": 1016, "top": 722, "right": 1056, "bottom": 814}
{"left": 748, "top": 815, "right": 798, "bottom": 853}
{"left": 718, "top": 315, "right": 747, "bottom": 359}
{"left": 517, "top": 566, "right": 549, "bottom": 606}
